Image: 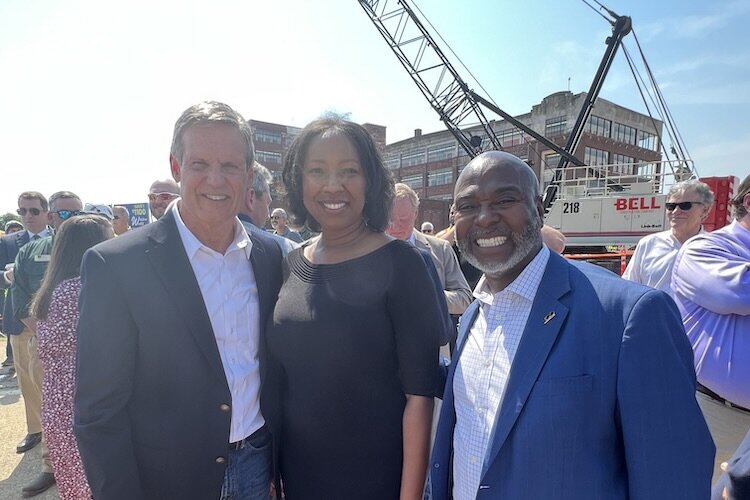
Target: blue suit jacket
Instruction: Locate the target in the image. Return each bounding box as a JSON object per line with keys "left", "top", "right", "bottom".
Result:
{"left": 0, "top": 230, "right": 29, "bottom": 335}
{"left": 429, "top": 252, "right": 715, "bottom": 500}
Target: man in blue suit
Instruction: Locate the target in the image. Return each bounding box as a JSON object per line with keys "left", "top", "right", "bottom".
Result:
{"left": 428, "top": 151, "right": 714, "bottom": 499}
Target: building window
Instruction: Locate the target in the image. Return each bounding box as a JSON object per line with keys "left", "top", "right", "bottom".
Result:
{"left": 584, "top": 146, "right": 609, "bottom": 166}
{"left": 255, "top": 130, "right": 282, "bottom": 144}
{"left": 585, "top": 115, "right": 611, "bottom": 138}
{"left": 637, "top": 130, "right": 657, "bottom": 151}
{"left": 499, "top": 129, "right": 525, "bottom": 147}
{"left": 429, "top": 194, "right": 453, "bottom": 201}
{"left": 428, "top": 168, "right": 453, "bottom": 186}
{"left": 400, "top": 174, "right": 424, "bottom": 189}
{"left": 545, "top": 116, "right": 567, "bottom": 136}
{"left": 427, "top": 143, "right": 455, "bottom": 163}
{"left": 401, "top": 150, "right": 425, "bottom": 167}
{"left": 256, "top": 150, "right": 282, "bottom": 164}
{"left": 612, "top": 122, "right": 637, "bottom": 145}
{"left": 611, "top": 153, "right": 636, "bottom": 174}
{"left": 384, "top": 157, "right": 400, "bottom": 170}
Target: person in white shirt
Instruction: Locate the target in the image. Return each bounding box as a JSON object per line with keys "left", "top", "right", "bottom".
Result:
{"left": 73, "top": 101, "right": 283, "bottom": 500}
{"left": 623, "top": 179, "right": 714, "bottom": 294}
{"left": 428, "top": 151, "right": 714, "bottom": 500}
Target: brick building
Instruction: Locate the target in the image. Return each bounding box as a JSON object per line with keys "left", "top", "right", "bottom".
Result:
{"left": 248, "top": 92, "right": 663, "bottom": 230}
{"left": 382, "top": 91, "right": 663, "bottom": 229}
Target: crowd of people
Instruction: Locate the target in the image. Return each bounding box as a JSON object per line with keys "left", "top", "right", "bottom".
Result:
{"left": 0, "top": 99, "right": 747, "bottom": 500}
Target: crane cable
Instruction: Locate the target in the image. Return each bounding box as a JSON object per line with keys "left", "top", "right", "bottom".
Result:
{"left": 409, "top": 0, "right": 551, "bottom": 172}
{"left": 631, "top": 29, "right": 693, "bottom": 166}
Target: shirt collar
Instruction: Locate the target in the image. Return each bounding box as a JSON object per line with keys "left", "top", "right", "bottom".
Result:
{"left": 27, "top": 228, "right": 50, "bottom": 240}
{"left": 171, "top": 202, "right": 252, "bottom": 260}
{"left": 407, "top": 230, "right": 417, "bottom": 246}
{"left": 473, "top": 245, "right": 551, "bottom": 305}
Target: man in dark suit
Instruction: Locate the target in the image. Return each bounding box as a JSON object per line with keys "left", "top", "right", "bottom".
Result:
{"left": 74, "top": 102, "right": 283, "bottom": 500}
{"left": 428, "top": 152, "right": 715, "bottom": 499}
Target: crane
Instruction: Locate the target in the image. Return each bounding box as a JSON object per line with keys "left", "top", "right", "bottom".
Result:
{"left": 357, "top": 0, "right": 666, "bottom": 210}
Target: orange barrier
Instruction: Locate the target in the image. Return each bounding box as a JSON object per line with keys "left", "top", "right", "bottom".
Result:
{"left": 565, "top": 250, "right": 634, "bottom": 276}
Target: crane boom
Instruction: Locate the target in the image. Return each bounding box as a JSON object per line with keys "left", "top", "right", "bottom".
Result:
{"left": 357, "top": 0, "right": 501, "bottom": 155}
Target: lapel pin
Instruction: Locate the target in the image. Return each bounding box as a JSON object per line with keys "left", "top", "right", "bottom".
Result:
{"left": 543, "top": 311, "right": 556, "bottom": 325}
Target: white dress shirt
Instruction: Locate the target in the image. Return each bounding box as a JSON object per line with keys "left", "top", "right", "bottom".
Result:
{"left": 452, "top": 245, "right": 550, "bottom": 500}
{"left": 622, "top": 229, "right": 702, "bottom": 295}
{"left": 172, "top": 204, "right": 264, "bottom": 443}
{"left": 27, "top": 228, "right": 50, "bottom": 240}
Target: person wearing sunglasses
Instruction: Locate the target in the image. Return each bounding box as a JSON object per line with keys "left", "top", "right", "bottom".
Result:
{"left": 8, "top": 190, "right": 82, "bottom": 497}
{"left": 147, "top": 179, "right": 180, "bottom": 221}
{"left": 672, "top": 174, "right": 750, "bottom": 485}
{"left": 623, "top": 179, "right": 713, "bottom": 295}
{"left": 1, "top": 191, "right": 51, "bottom": 453}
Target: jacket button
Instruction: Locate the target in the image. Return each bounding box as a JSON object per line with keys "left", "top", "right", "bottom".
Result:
{"left": 216, "top": 457, "right": 226, "bottom": 464}
{"left": 434, "top": 463, "right": 440, "bottom": 468}
{"left": 219, "top": 403, "right": 231, "bottom": 412}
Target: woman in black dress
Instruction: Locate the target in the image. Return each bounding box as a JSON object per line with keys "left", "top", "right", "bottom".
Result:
{"left": 268, "top": 118, "right": 442, "bottom": 499}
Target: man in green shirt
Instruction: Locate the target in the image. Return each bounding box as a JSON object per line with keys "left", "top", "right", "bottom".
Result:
{"left": 11, "top": 190, "right": 82, "bottom": 498}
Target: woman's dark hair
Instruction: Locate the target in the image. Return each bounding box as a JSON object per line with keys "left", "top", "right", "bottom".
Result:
{"left": 30, "top": 215, "right": 113, "bottom": 321}
{"left": 282, "top": 117, "right": 394, "bottom": 232}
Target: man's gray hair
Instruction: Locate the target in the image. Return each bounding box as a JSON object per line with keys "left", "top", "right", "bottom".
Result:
{"left": 271, "top": 208, "right": 288, "bottom": 219}
{"left": 171, "top": 101, "right": 254, "bottom": 168}
{"left": 252, "top": 162, "right": 273, "bottom": 196}
{"left": 667, "top": 180, "right": 714, "bottom": 206}
{"left": 49, "top": 191, "right": 81, "bottom": 211}
{"left": 394, "top": 182, "right": 420, "bottom": 209}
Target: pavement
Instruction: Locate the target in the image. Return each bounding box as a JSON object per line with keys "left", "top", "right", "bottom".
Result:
{"left": 0, "top": 365, "right": 58, "bottom": 500}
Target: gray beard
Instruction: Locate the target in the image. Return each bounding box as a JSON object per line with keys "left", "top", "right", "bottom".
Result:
{"left": 458, "top": 217, "right": 543, "bottom": 277}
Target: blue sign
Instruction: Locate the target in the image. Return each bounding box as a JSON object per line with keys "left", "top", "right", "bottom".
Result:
{"left": 119, "top": 202, "right": 150, "bottom": 227}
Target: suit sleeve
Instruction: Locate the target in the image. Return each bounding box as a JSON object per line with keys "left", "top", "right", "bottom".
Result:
{"left": 74, "top": 247, "right": 145, "bottom": 500}
{"left": 439, "top": 243, "right": 472, "bottom": 315}
{"left": 0, "top": 238, "right": 10, "bottom": 288}
{"left": 11, "top": 243, "right": 36, "bottom": 320}
{"left": 616, "top": 289, "right": 715, "bottom": 499}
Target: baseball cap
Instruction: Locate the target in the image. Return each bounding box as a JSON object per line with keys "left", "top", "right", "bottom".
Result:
{"left": 4, "top": 220, "right": 23, "bottom": 232}
{"left": 80, "top": 203, "right": 114, "bottom": 220}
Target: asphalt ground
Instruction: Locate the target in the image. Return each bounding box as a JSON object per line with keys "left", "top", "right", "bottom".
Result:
{"left": 0, "top": 364, "right": 58, "bottom": 499}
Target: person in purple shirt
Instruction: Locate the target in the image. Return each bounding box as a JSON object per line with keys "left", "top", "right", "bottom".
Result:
{"left": 672, "top": 174, "right": 750, "bottom": 483}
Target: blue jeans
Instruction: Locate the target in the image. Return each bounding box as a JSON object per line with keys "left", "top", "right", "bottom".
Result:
{"left": 221, "top": 426, "right": 272, "bottom": 500}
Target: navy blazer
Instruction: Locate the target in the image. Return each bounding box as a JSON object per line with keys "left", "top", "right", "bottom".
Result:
{"left": 0, "top": 230, "right": 29, "bottom": 335}
{"left": 74, "top": 210, "right": 282, "bottom": 500}
{"left": 429, "top": 252, "right": 715, "bottom": 500}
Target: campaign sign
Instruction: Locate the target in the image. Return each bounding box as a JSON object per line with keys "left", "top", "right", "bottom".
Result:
{"left": 120, "top": 203, "right": 150, "bottom": 227}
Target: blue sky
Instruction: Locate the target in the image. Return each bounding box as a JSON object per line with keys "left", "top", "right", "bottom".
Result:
{"left": 1, "top": 0, "right": 747, "bottom": 208}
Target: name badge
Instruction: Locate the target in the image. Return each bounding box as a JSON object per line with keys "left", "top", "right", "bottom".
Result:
{"left": 33, "top": 255, "right": 51, "bottom": 262}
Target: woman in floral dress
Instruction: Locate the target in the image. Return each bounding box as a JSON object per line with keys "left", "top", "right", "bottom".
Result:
{"left": 30, "top": 214, "right": 113, "bottom": 499}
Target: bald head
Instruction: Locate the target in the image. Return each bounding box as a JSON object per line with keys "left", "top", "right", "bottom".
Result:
{"left": 453, "top": 151, "right": 544, "bottom": 292}
{"left": 455, "top": 151, "right": 539, "bottom": 201}
{"left": 148, "top": 178, "right": 180, "bottom": 220}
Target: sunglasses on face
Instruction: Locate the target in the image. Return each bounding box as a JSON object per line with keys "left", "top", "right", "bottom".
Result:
{"left": 56, "top": 210, "right": 81, "bottom": 220}
{"left": 665, "top": 201, "right": 703, "bottom": 211}
{"left": 148, "top": 192, "right": 177, "bottom": 202}
{"left": 17, "top": 208, "right": 42, "bottom": 216}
